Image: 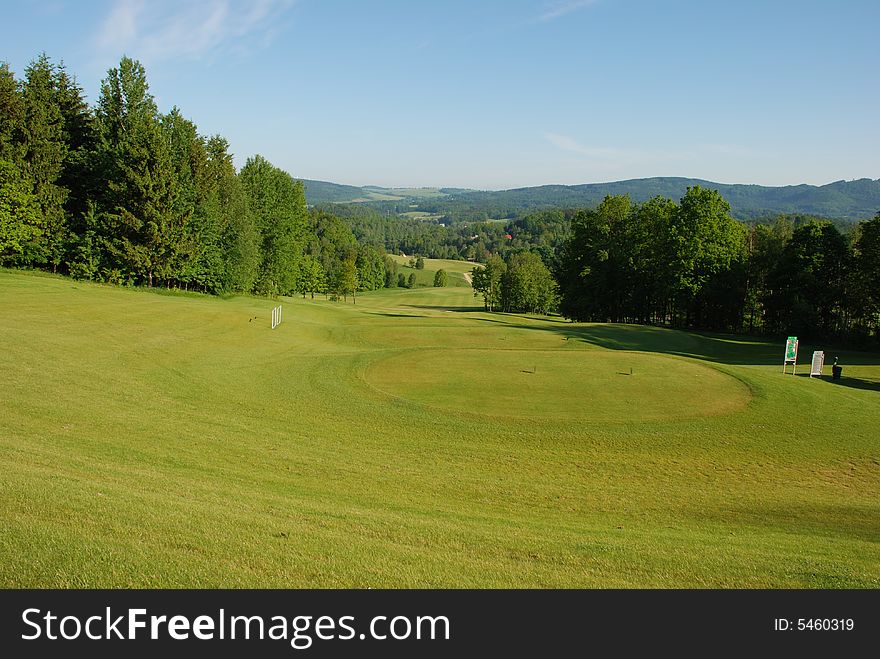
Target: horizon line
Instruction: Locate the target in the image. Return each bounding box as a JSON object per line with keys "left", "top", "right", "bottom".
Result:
{"left": 292, "top": 175, "right": 879, "bottom": 193}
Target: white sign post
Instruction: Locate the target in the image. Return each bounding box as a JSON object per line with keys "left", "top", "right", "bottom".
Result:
{"left": 810, "top": 351, "right": 825, "bottom": 378}
{"left": 271, "top": 304, "right": 282, "bottom": 329}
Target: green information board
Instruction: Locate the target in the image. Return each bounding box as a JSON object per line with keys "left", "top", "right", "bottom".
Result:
{"left": 783, "top": 336, "right": 799, "bottom": 374}
{"left": 784, "top": 336, "right": 798, "bottom": 362}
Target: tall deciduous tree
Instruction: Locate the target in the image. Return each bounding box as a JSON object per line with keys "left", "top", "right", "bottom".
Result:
{"left": 630, "top": 195, "right": 678, "bottom": 324}
{"left": 240, "top": 155, "right": 307, "bottom": 295}
{"left": 851, "top": 213, "right": 880, "bottom": 338}
{"left": 556, "top": 195, "right": 631, "bottom": 322}
{"left": 204, "top": 136, "right": 258, "bottom": 293}
{"left": 672, "top": 186, "right": 747, "bottom": 328}
{"left": 356, "top": 244, "right": 386, "bottom": 291}
{"left": 764, "top": 221, "right": 849, "bottom": 337}
{"left": 163, "top": 107, "right": 219, "bottom": 289}
{"left": 332, "top": 254, "right": 358, "bottom": 302}
{"left": 743, "top": 217, "right": 789, "bottom": 333}
{"left": 383, "top": 254, "right": 399, "bottom": 287}
{"left": 501, "top": 252, "right": 557, "bottom": 314}
{"left": 296, "top": 254, "right": 325, "bottom": 298}
{"left": 472, "top": 254, "right": 506, "bottom": 311}
{"left": 0, "top": 159, "right": 40, "bottom": 262}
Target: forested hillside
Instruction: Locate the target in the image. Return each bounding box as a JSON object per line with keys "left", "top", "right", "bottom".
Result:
{"left": 302, "top": 176, "right": 880, "bottom": 223}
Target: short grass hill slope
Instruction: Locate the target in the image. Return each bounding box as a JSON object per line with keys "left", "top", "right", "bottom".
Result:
{"left": 1, "top": 270, "right": 878, "bottom": 587}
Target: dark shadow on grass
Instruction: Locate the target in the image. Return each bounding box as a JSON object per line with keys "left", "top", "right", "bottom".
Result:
{"left": 795, "top": 372, "right": 880, "bottom": 392}
{"left": 366, "top": 312, "right": 424, "bottom": 318}
{"left": 699, "top": 501, "right": 880, "bottom": 548}
{"left": 404, "top": 304, "right": 486, "bottom": 313}
{"left": 444, "top": 315, "right": 880, "bottom": 368}
{"left": 826, "top": 377, "right": 880, "bottom": 393}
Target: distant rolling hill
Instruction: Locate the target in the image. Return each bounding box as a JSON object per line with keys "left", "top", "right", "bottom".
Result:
{"left": 298, "top": 180, "right": 470, "bottom": 204}
{"left": 299, "top": 176, "right": 880, "bottom": 221}
{"left": 298, "top": 179, "right": 370, "bottom": 203}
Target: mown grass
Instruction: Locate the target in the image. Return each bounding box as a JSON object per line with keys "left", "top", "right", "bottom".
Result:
{"left": 399, "top": 211, "right": 446, "bottom": 221}
{"left": 386, "top": 255, "right": 473, "bottom": 288}
{"left": 374, "top": 187, "right": 448, "bottom": 199}
{"left": 1, "top": 271, "right": 878, "bottom": 587}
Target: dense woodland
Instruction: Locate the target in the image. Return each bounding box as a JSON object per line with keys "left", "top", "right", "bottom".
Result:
{"left": 323, "top": 204, "right": 571, "bottom": 264}
{"left": 554, "top": 191, "right": 880, "bottom": 342}
{"left": 462, "top": 189, "right": 880, "bottom": 344}
{"left": 2, "top": 54, "right": 878, "bottom": 343}
{"left": 0, "top": 55, "right": 395, "bottom": 300}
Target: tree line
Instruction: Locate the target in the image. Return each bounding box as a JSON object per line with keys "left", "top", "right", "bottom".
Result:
{"left": 555, "top": 188, "right": 880, "bottom": 342}
{"left": 0, "top": 54, "right": 410, "bottom": 300}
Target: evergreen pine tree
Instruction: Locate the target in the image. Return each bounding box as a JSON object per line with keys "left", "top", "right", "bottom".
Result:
{"left": 95, "top": 57, "right": 181, "bottom": 286}
{"left": 20, "top": 54, "right": 68, "bottom": 270}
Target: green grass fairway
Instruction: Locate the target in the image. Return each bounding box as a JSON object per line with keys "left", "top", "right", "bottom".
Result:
{"left": 387, "top": 255, "right": 474, "bottom": 287}
{"left": 366, "top": 349, "right": 751, "bottom": 421}
{"left": 1, "top": 270, "right": 879, "bottom": 588}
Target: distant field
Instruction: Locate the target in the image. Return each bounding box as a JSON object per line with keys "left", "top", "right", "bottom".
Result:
{"left": 399, "top": 211, "right": 446, "bottom": 221}
{"left": 349, "top": 187, "right": 452, "bottom": 203}
{"left": 387, "top": 255, "right": 475, "bottom": 288}
{"left": 359, "top": 190, "right": 403, "bottom": 201}
{"left": 367, "top": 187, "right": 448, "bottom": 199}
{"left": 1, "top": 270, "right": 878, "bottom": 587}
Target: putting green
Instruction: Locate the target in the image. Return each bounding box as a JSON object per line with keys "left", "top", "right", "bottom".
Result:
{"left": 364, "top": 348, "right": 751, "bottom": 421}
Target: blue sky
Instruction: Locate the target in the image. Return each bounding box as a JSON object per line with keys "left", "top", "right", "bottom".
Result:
{"left": 4, "top": 0, "right": 878, "bottom": 189}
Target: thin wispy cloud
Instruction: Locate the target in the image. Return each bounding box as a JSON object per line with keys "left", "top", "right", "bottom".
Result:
{"left": 545, "top": 132, "right": 656, "bottom": 164}
{"left": 539, "top": 0, "right": 599, "bottom": 22}
{"left": 96, "top": 0, "right": 296, "bottom": 63}
{"left": 545, "top": 132, "right": 768, "bottom": 181}
{"left": 699, "top": 143, "right": 765, "bottom": 159}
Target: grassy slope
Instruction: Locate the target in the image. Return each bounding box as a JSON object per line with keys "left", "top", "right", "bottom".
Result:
{"left": 387, "top": 255, "right": 474, "bottom": 288}
{"left": 1, "top": 270, "right": 878, "bottom": 587}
